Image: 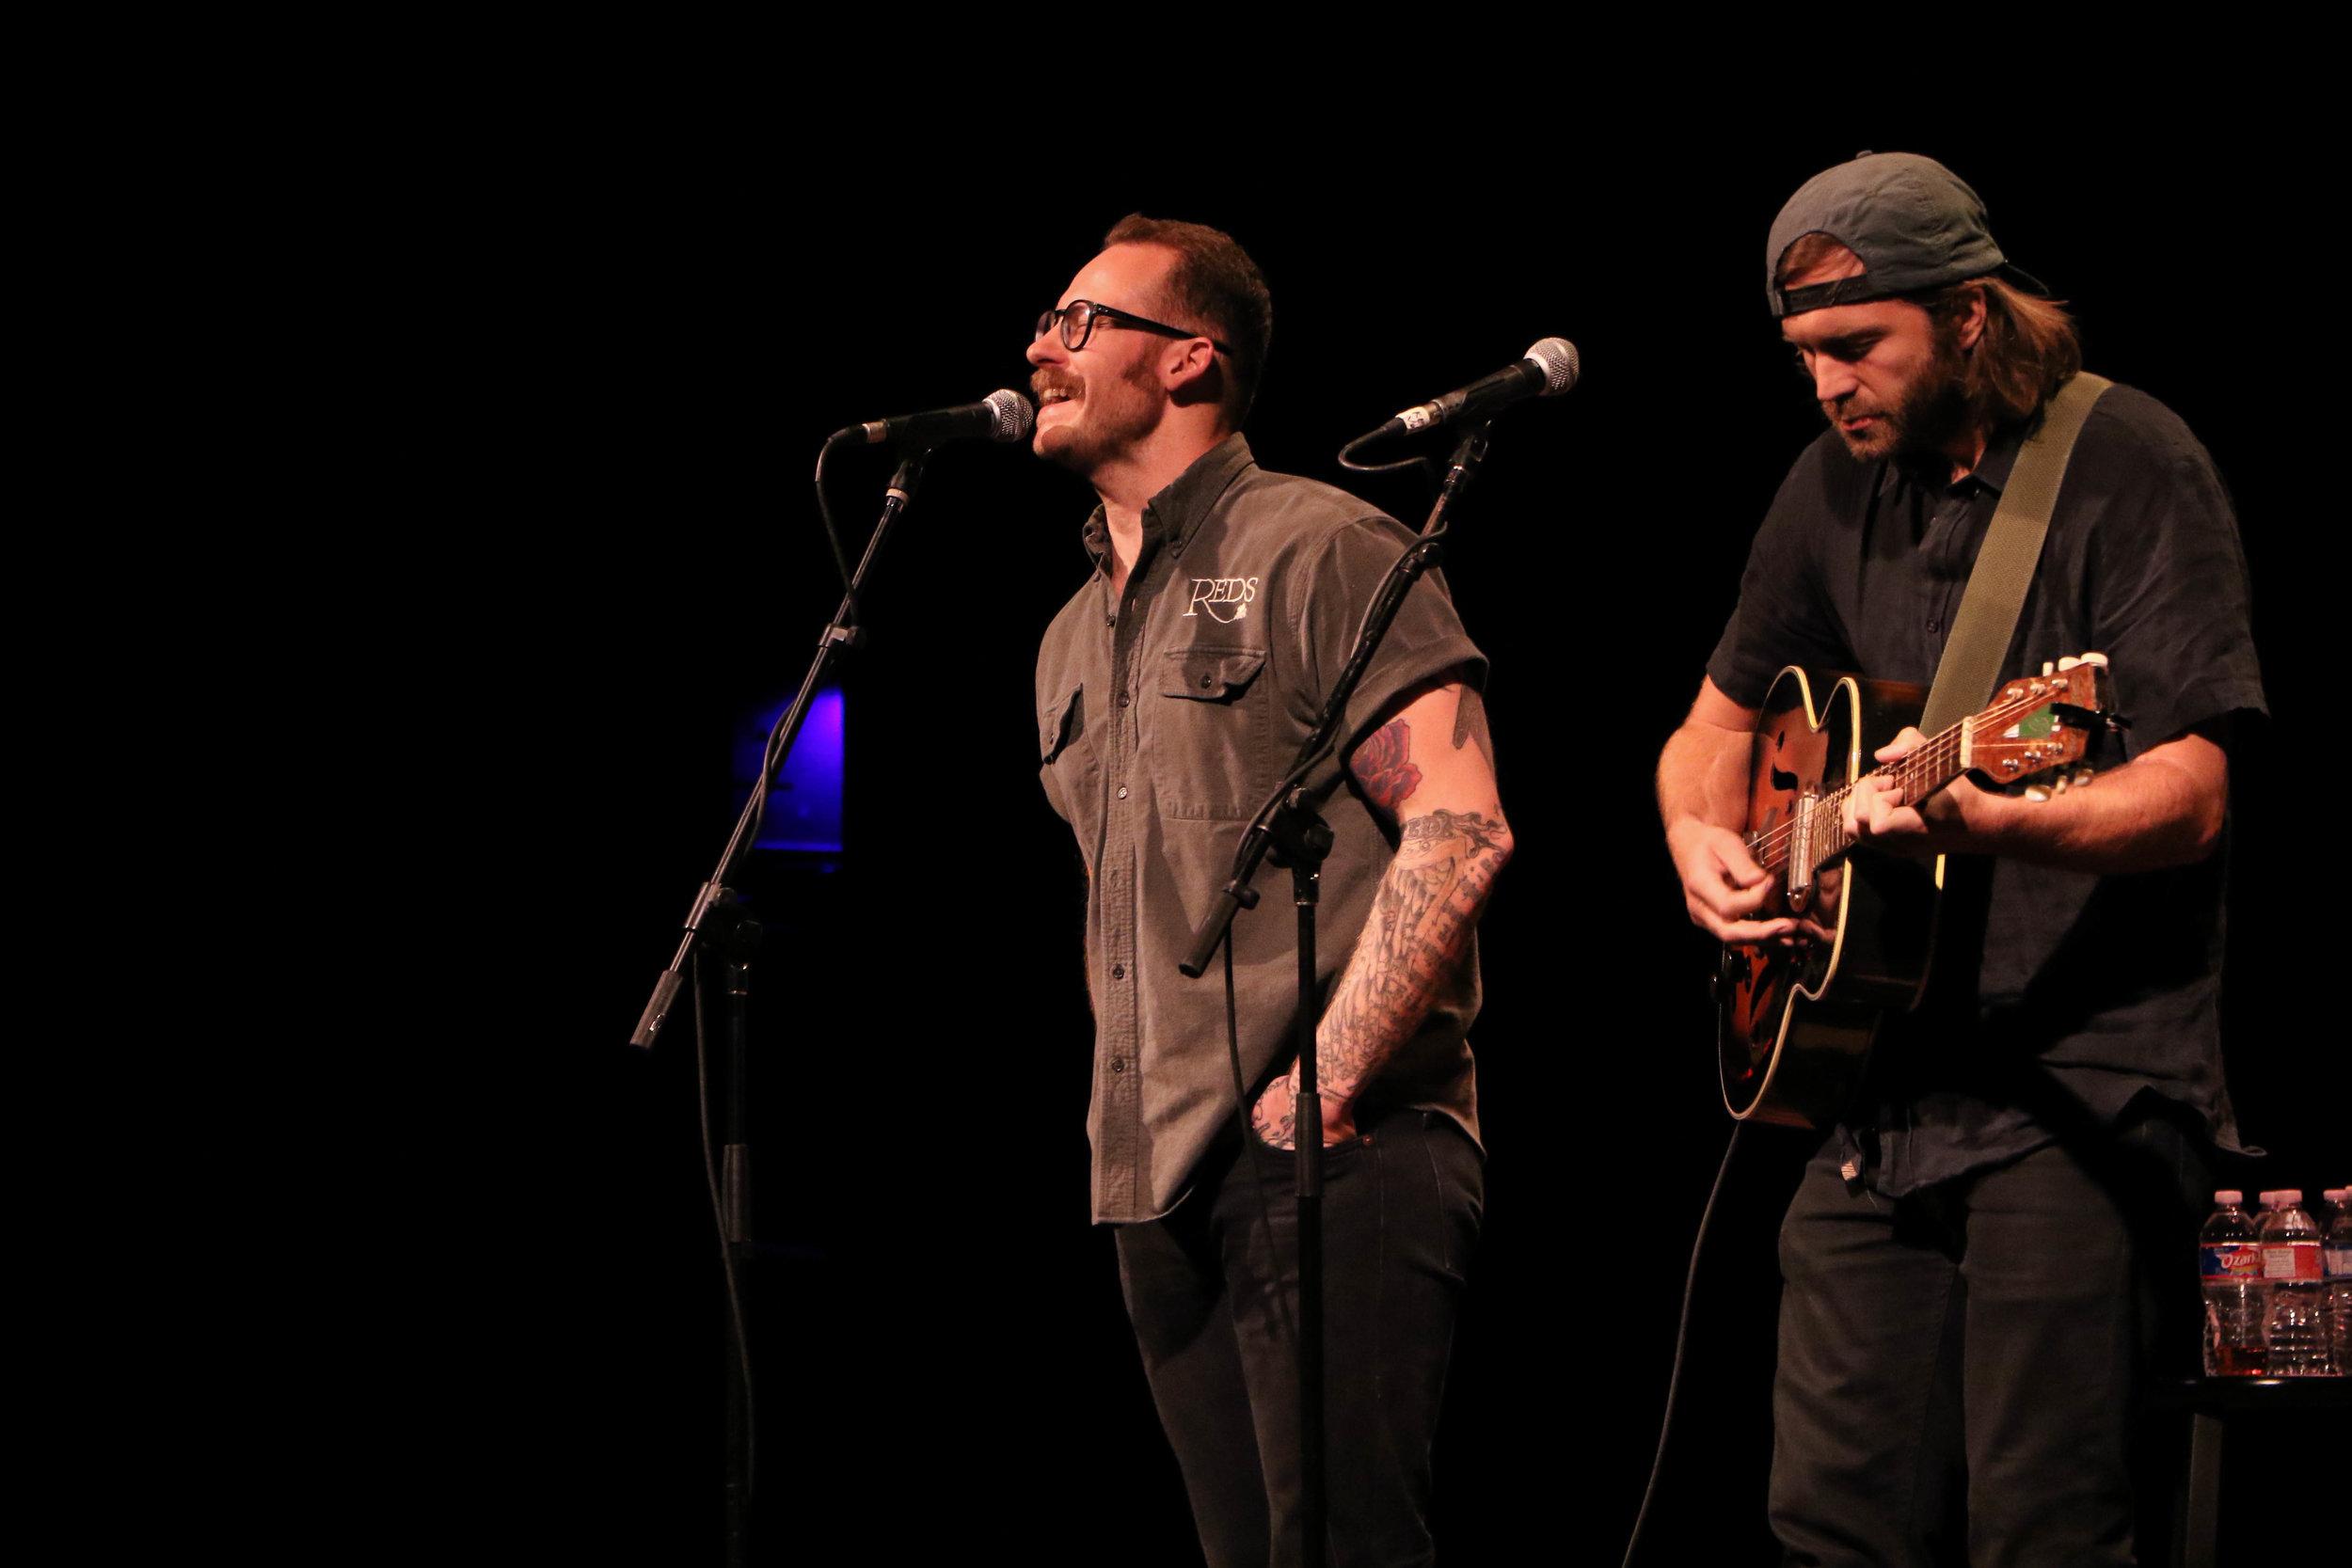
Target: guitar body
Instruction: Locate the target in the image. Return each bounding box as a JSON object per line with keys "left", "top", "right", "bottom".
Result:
{"left": 1717, "top": 666, "right": 1943, "bottom": 1128}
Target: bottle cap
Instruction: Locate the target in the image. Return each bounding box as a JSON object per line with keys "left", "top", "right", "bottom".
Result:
{"left": 2257, "top": 1190, "right": 2283, "bottom": 1207}
{"left": 2214, "top": 1190, "right": 2244, "bottom": 1206}
{"left": 2282, "top": 1189, "right": 2304, "bottom": 1203}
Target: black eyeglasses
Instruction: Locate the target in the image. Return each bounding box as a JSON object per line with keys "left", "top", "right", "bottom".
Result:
{"left": 1036, "top": 299, "right": 1231, "bottom": 356}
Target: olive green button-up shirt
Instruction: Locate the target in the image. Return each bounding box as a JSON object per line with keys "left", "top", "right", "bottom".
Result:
{"left": 1035, "top": 435, "right": 1486, "bottom": 1224}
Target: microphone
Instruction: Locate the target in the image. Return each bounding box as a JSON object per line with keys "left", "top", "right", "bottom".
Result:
{"left": 1374, "top": 339, "right": 1581, "bottom": 437}
{"left": 833, "top": 388, "right": 1035, "bottom": 448}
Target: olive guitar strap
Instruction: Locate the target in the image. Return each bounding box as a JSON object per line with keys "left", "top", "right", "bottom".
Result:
{"left": 1916, "top": 372, "right": 2113, "bottom": 734}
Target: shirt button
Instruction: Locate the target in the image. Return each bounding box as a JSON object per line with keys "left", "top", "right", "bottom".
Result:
{"left": 1200, "top": 674, "right": 1215, "bottom": 689}
{"left": 1116, "top": 784, "right": 1128, "bottom": 800}
{"left": 1926, "top": 618, "right": 1940, "bottom": 632}
{"left": 1118, "top": 693, "right": 1131, "bottom": 707}
{"left": 1111, "top": 1058, "right": 1126, "bottom": 1073}
{"left": 1112, "top": 963, "right": 1126, "bottom": 979}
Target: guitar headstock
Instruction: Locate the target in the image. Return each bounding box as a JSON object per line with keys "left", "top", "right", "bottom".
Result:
{"left": 1966, "top": 652, "right": 2122, "bottom": 800}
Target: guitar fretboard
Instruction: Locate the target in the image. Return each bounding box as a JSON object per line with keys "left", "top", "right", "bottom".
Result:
{"left": 1748, "top": 677, "right": 2067, "bottom": 878}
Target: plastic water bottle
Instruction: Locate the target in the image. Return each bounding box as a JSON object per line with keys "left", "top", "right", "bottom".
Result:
{"left": 2258, "top": 1190, "right": 2328, "bottom": 1375}
{"left": 2200, "top": 1189, "right": 2265, "bottom": 1376}
{"left": 2325, "top": 1186, "right": 2352, "bottom": 1376}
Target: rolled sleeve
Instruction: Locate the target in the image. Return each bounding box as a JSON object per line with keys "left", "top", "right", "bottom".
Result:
{"left": 1295, "top": 515, "right": 1487, "bottom": 752}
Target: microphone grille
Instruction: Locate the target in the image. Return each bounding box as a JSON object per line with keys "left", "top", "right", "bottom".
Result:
{"left": 1523, "top": 338, "right": 1581, "bottom": 396}
{"left": 986, "top": 388, "right": 1037, "bottom": 442}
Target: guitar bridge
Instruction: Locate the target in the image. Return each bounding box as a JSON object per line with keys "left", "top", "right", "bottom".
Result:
{"left": 1786, "top": 789, "right": 1818, "bottom": 911}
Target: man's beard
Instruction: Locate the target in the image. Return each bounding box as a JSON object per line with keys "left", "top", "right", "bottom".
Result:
{"left": 1032, "top": 363, "right": 1159, "bottom": 475}
{"left": 1831, "top": 331, "right": 1972, "bottom": 466}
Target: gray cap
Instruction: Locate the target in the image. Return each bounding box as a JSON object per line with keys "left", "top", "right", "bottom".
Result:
{"left": 1766, "top": 151, "right": 2044, "bottom": 318}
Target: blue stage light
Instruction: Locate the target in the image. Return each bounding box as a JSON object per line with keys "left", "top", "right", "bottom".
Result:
{"left": 737, "top": 688, "right": 845, "bottom": 854}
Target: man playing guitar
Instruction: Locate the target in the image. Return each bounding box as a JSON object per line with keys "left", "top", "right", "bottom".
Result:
{"left": 1655, "top": 152, "right": 2265, "bottom": 1564}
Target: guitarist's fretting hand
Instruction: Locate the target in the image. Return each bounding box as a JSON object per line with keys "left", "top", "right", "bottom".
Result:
{"left": 1844, "top": 726, "right": 1979, "bottom": 855}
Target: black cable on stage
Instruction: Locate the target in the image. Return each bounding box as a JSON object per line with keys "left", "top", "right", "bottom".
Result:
{"left": 1618, "top": 1119, "right": 1743, "bottom": 1567}
{"left": 693, "top": 957, "right": 757, "bottom": 1503}
{"left": 812, "top": 436, "right": 861, "bottom": 620}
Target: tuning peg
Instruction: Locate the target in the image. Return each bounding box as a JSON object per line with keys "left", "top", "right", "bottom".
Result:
{"left": 2041, "top": 661, "right": 2055, "bottom": 676}
{"left": 2057, "top": 655, "right": 2080, "bottom": 672}
{"left": 2052, "top": 774, "right": 2070, "bottom": 794}
{"left": 2025, "top": 784, "right": 2052, "bottom": 802}
{"left": 2075, "top": 766, "right": 2094, "bottom": 785}
{"left": 2078, "top": 652, "right": 2108, "bottom": 668}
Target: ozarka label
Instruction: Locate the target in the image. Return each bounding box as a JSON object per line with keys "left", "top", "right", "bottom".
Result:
{"left": 2201, "top": 1243, "right": 2261, "bottom": 1280}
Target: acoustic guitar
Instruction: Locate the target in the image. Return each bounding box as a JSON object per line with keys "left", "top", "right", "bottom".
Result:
{"left": 1717, "top": 654, "right": 2119, "bottom": 1128}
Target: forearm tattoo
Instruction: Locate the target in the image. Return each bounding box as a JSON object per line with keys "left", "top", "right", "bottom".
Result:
{"left": 1260, "top": 807, "right": 1510, "bottom": 1143}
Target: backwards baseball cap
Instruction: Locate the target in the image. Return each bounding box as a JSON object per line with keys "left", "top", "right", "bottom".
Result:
{"left": 1766, "top": 151, "right": 2047, "bottom": 318}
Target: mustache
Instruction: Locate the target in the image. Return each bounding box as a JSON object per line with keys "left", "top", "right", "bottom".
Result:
{"left": 1033, "top": 371, "right": 1079, "bottom": 400}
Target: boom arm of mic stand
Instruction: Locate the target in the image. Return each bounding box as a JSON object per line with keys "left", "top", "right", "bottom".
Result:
{"left": 1178, "top": 421, "right": 1493, "bottom": 978}
{"left": 628, "top": 446, "right": 934, "bottom": 1049}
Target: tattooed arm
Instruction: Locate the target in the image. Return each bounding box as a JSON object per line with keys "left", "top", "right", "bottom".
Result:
{"left": 1250, "top": 678, "right": 1513, "bottom": 1149}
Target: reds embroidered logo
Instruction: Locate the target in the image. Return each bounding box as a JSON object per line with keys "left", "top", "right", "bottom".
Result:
{"left": 1184, "top": 575, "right": 1260, "bottom": 624}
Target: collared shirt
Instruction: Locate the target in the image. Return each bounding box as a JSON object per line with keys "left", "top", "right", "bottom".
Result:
{"left": 1036, "top": 434, "right": 1487, "bottom": 1224}
{"left": 1707, "top": 383, "right": 2266, "bottom": 1196}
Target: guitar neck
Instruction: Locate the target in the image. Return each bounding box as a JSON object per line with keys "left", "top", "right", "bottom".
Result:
{"left": 1756, "top": 721, "right": 1970, "bottom": 877}
{"left": 1746, "top": 659, "right": 2108, "bottom": 881}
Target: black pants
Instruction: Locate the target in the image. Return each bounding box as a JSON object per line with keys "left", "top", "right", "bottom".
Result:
{"left": 1769, "top": 1108, "right": 2208, "bottom": 1568}
{"left": 1114, "top": 1108, "right": 1483, "bottom": 1568}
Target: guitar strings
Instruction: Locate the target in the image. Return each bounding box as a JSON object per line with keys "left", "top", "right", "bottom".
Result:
{"left": 1746, "top": 681, "right": 2058, "bottom": 864}
{"left": 1743, "top": 684, "right": 2064, "bottom": 870}
{"left": 1748, "top": 724, "right": 1967, "bottom": 867}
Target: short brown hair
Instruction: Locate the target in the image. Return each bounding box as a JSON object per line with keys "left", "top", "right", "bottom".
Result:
{"left": 1103, "top": 214, "right": 1273, "bottom": 424}
{"left": 1776, "top": 232, "right": 2082, "bottom": 430}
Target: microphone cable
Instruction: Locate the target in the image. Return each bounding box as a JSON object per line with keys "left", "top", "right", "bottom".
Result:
{"left": 691, "top": 955, "right": 757, "bottom": 1509}
{"left": 1619, "top": 1118, "right": 1744, "bottom": 1568}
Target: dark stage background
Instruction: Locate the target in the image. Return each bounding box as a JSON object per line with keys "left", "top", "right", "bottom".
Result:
{"left": 477, "top": 133, "right": 2337, "bottom": 1562}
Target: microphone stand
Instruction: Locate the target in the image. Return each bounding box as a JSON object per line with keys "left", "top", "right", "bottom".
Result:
{"left": 628, "top": 442, "right": 932, "bottom": 1568}
{"left": 1180, "top": 420, "right": 1494, "bottom": 1567}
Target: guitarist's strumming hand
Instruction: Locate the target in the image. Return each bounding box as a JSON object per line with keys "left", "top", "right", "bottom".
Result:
{"left": 1666, "top": 818, "right": 1798, "bottom": 944}
{"left": 1658, "top": 673, "right": 1819, "bottom": 945}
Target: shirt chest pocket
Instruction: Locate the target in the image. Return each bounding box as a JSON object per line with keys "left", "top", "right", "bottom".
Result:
{"left": 1149, "top": 646, "right": 1273, "bottom": 820}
